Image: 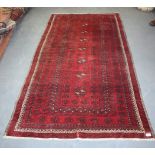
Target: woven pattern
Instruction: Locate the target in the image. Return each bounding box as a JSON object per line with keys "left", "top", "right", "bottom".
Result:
{"left": 6, "top": 14, "right": 153, "bottom": 139}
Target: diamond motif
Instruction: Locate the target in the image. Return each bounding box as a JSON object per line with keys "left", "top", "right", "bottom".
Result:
{"left": 75, "top": 88, "right": 86, "bottom": 96}
{"left": 77, "top": 58, "right": 86, "bottom": 64}
{"left": 79, "top": 47, "right": 87, "bottom": 51}
{"left": 81, "top": 31, "right": 88, "bottom": 34}
{"left": 76, "top": 72, "right": 86, "bottom": 78}
{"left": 80, "top": 38, "right": 87, "bottom": 42}
{"left": 82, "top": 23, "right": 88, "bottom": 26}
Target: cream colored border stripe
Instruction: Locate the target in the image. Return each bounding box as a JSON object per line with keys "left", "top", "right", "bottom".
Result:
{"left": 114, "top": 15, "right": 144, "bottom": 132}
{"left": 14, "top": 15, "right": 56, "bottom": 131}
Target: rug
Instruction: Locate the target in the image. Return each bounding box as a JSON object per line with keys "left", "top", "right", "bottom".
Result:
{"left": 6, "top": 14, "right": 154, "bottom": 139}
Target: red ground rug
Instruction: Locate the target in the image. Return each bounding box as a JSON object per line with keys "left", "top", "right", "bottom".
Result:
{"left": 6, "top": 14, "right": 154, "bottom": 139}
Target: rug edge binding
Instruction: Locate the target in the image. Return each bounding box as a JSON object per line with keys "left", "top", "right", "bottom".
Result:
{"left": 116, "top": 13, "right": 155, "bottom": 138}
{"left": 3, "top": 135, "right": 155, "bottom": 141}
{"left": 4, "top": 15, "right": 54, "bottom": 138}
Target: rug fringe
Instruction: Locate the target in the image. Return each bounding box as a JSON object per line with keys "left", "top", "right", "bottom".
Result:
{"left": 116, "top": 13, "right": 155, "bottom": 138}
{"left": 3, "top": 135, "right": 155, "bottom": 141}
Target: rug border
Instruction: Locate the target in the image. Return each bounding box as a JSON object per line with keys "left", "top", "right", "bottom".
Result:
{"left": 4, "top": 14, "right": 55, "bottom": 138}
{"left": 115, "top": 13, "right": 155, "bottom": 138}
{"left": 4, "top": 13, "right": 154, "bottom": 139}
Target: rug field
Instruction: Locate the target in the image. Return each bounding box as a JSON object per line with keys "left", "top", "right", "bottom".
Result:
{"left": 6, "top": 14, "right": 154, "bottom": 139}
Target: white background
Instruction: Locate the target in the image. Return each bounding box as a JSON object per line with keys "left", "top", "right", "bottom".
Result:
{"left": 0, "top": 0, "right": 155, "bottom": 7}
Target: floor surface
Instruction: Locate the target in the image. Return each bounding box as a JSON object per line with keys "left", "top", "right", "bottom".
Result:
{"left": 0, "top": 7, "right": 155, "bottom": 148}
